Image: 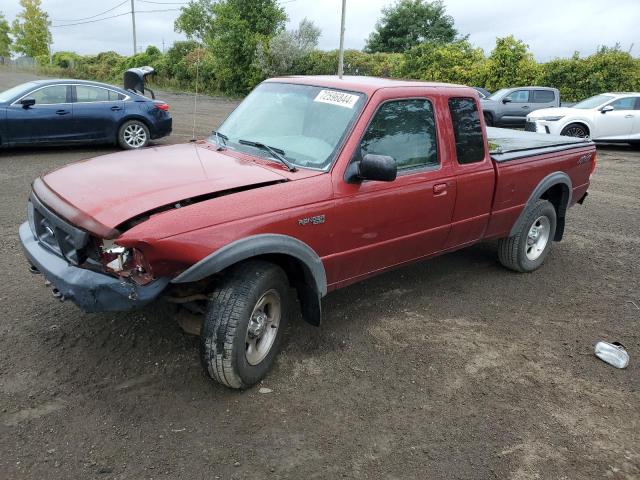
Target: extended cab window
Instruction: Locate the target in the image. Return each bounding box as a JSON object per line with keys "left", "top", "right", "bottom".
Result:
{"left": 360, "top": 99, "right": 438, "bottom": 171}
{"left": 448, "top": 97, "right": 485, "bottom": 164}
{"left": 532, "top": 90, "right": 555, "bottom": 103}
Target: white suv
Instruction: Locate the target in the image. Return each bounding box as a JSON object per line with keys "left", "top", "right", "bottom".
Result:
{"left": 526, "top": 92, "right": 640, "bottom": 144}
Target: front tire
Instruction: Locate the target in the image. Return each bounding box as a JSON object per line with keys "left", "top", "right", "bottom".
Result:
{"left": 483, "top": 112, "right": 494, "bottom": 127}
{"left": 118, "top": 120, "right": 150, "bottom": 149}
{"left": 498, "top": 200, "right": 557, "bottom": 273}
{"left": 200, "top": 261, "right": 291, "bottom": 389}
{"left": 560, "top": 123, "right": 589, "bottom": 138}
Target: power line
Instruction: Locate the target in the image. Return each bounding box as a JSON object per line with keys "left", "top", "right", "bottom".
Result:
{"left": 138, "top": 0, "right": 188, "bottom": 4}
{"left": 51, "top": 0, "right": 129, "bottom": 22}
{"left": 51, "top": 11, "right": 131, "bottom": 28}
{"left": 51, "top": 7, "right": 182, "bottom": 27}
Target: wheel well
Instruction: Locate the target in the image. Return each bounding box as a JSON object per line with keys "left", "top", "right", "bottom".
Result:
{"left": 562, "top": 121, "right": 590, "bottom": 136}
{"left": 540, "top": 183, "right": 570, "bottom": 241}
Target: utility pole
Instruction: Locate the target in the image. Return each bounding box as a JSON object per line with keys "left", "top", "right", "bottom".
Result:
{"left": 131, "top": 0, "right": 137, "bottom": 54}
{"left": 338, "top": 0, "right": 346, "bottom": 78}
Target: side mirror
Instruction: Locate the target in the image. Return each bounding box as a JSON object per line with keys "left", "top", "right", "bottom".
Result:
{"left": 600, "top": 105, "right": 614, "bottom": 114}
{"left": 345, "top": 153, "right": 397, "bottom": 183}
{"left": 20, "top": 98, "right": 36, "bottom": 108}
{"left": 502, "top": 97, "right": 512, "bottom": 104}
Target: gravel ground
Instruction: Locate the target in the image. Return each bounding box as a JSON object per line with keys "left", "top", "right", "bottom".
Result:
{"left": 0, "top": 69, "right": 638, "bottom": 480}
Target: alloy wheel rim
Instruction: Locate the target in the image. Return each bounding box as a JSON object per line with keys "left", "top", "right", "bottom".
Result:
{"left": 245, "top": 289, "right": 281, "bottom": 366}
{"left": 564, "top": 126, "right": 587, "bottom": 138}
{"left": 526, "top": 216, "right": 551, "bottom": 261}
{"left": 123, "top": 124, "right": 147, "bottom": 148}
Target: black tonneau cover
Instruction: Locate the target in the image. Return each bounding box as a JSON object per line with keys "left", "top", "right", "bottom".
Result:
{"left": 488, "top": 127, "right": 593, "bottom": 162}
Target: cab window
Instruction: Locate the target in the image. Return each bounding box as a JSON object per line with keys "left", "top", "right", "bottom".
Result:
{"left": 609, "top": 97, "right": 636, "bottom": 111}
{"left": 505, "top": 90, "right": 530, "bottom": 103}
{"left": 28, "top": 85, "right": 68, "bottom": 105}
{"left": 76, "top": 86, "right": 124, "bottom": 102}
{"left": 360, "top": 99, "right": 438, "bottom": 171}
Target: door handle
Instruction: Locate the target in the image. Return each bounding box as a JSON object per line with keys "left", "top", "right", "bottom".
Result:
{"left": 521, "top": 106, "right": 529, "bottom": 109}
{"left": 55, "top": 109, "right": 70, "bottom": 115}
{"left": 111, "top": 106, "right": 122, "bottom": 111}
{"left": 433, "top": 183, "right": 447, "bottom": 195}
{"left": 624, "top": 114, "right": 634, "bottom": 118}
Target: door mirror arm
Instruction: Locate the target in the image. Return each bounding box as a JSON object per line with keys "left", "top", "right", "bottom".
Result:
{"left": 600, "top": 105, "right": 614, "bottom": 114}
{"left": 502, "top": 98, "right": 512, "bottom": 104}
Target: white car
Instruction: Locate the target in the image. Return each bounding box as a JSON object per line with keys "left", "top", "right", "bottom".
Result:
{"left": 525, "top": 92, "right": 640, "bottom": 144}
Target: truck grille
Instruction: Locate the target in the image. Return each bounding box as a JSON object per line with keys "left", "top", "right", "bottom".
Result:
{"left": 524, "top": 121, "right": 537, "bottom": 132}
{"left": 28, "top": 192, "right": 90, "bottom": 265}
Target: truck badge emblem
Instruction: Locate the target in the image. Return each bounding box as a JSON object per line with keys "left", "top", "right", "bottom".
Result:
{"left": 298, "top": 215, "right": 325, "bottom": 226}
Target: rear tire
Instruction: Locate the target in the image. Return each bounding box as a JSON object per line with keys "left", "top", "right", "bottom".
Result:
{"left": 560, "top": 123, "right": 589, "bottom": 138}
{"left": 118, "top": 120, "right": 150, "bottom": 149}
{"left": 200, "top": 260, "right": 291, "bottom": 389}
{"left": 498, "top": 200, "right": 557, "bottom": 273}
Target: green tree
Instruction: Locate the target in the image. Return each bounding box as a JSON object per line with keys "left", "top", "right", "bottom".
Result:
{"left": 176, "top": 0, "right": 286, "bottom": 94}
{"left": 11, "top": 0, "right": 51, "bottom": 58}
{"left": 402, "top": 39, "right": 486, "bottom": 85}
{"left": 255, "top": 18, "right": 320, "bottom": 77}
{"left": 0, "top": 12, "right": 11, "bottom": 59}
{"left": 365, "top": 0, "right": 457, "bottom": 53}
{"left": 482, "top": 35, "right": 539, "bottom": 91}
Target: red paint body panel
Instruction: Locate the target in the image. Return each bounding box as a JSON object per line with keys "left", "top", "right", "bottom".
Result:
{"left": 35, "top": 76, "right": 596, "bottom": 294}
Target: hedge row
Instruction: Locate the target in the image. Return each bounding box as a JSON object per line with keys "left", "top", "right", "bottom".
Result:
{"left": 37, "top": 38, "right": 640, "bottom": 102}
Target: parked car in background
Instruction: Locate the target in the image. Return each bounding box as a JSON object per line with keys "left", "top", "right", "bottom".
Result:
{"left": 473, "top": 86, "right": 491, "bottom": 99}
{"left": 0, "top": 79, "right": 172, "bottom": 149}
{"left": 526, "top": 92, "right": 640, "bottom": 144}
{"left": 481, "top": 86, "right": 560, "bottom": 127}
{"left": 20, "top": 76, "right": 596, "bottom": 389}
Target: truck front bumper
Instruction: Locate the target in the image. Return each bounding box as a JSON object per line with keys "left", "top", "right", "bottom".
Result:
{"left": 19, "top": 222, "right": 169, "bottom": 312}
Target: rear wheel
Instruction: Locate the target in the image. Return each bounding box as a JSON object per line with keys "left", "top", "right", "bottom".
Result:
{"left": 200, "top": 260, "right": 290, "bottom": 389}
{"left": 560, "top": 123, "right": 589, "bottom": 138}
{"left": 498, "top": 200, "right": 557, "bottom": 273}
{"left": 118, "top": 120, "right": 150, "bottom": 149}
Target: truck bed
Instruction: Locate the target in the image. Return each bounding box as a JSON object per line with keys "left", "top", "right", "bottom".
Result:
{"left": 488, "top": 127, "right": 593, "bottom": 162}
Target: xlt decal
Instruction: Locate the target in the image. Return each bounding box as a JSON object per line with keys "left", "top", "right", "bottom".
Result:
{"left": 577, "top": 153, "right": 592, "bottom": 165}
{"left": 298, "top": 215, "right": 326, "bottom": 226}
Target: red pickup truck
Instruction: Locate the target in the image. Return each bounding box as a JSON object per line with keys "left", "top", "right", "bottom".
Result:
{"left": 20, "top": 76, "right": 596, "bottom": 389}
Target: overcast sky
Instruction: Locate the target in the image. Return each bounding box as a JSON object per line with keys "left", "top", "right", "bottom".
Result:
{"left": 1, "top": 0, "right": 638, "bottom": 61}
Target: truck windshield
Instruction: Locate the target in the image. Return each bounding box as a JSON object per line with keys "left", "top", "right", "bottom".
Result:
{"left": 214, "top": 82, "right": 365, "bottom": 171}
{"left": 573, "top": 94, "right": 614, "bottom": 109}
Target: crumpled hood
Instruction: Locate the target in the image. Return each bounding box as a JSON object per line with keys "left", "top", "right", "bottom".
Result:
{"left": 40, "top": 142, "right": 288, "bottom": 230}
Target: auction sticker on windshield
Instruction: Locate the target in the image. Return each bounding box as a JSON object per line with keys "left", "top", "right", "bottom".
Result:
{"left": 314, "top": 90, "right": 359, "bottom": 108}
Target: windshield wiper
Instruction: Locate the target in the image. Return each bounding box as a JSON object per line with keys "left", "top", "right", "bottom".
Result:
{"left": 211, "top": 130, "right": 228, "bottom": 151}
{"left": 238, "top": 139, "right": 297, "bottom": 172}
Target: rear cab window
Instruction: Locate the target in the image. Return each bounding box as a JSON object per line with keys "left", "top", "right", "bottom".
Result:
{"left": 448, "top": 97, "right": 486, "bottom": 164}
{"left": 532, "top": 90, "right": 555, "bottom": 103}
{"left": 360, "top": 99, "right": 438, "bottom": 172}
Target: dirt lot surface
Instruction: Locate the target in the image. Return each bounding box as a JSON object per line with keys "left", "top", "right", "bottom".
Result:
{"left": 0, "top": 70, "right": 638, "bottom": 480}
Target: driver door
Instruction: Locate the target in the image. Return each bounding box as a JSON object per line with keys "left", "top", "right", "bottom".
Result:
{"left": 501, "top": 89, "right": 532, "bottom": 125}
{"left": 330, "top": 93, "right": 456, "bottom": 287}
{"left": 595, "top": 96, "right": 637, "bottom": 139}
{"left": 6, "top": 84, "right": 74, "bottom": 145}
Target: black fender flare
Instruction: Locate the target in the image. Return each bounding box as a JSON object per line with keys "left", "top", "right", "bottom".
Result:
{"left": 509, "top": 171, "right": 572, "bottom": 239}
{"left": 171, "top": 234, "right": 327, "bottom": 325}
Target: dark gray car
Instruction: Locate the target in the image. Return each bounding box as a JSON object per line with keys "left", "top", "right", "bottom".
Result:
{"left": 481, "top": 87, "right": 559, "bottom": 127}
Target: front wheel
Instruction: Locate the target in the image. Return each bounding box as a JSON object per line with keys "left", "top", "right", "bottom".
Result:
{"left": 498, "top": 199, "right": 557, "bottom": 273}
{"left": 560, "top": 123, "right": 589, "bottom": 138}
{"left": 118, "top": 120, "right": 150, "bottom": 149}
{"left": 483, "top": 112, "right": 494, "bottom": 127}
{"left": 200, "top": 261, "right": 291, "bottom": 389}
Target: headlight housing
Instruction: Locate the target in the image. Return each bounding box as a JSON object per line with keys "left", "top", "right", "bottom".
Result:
{"left": 99, "top": 239, "right": 153, "bottom": 284}
{"left": 538, "top": 115, "right": 564, "bottom": 121}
